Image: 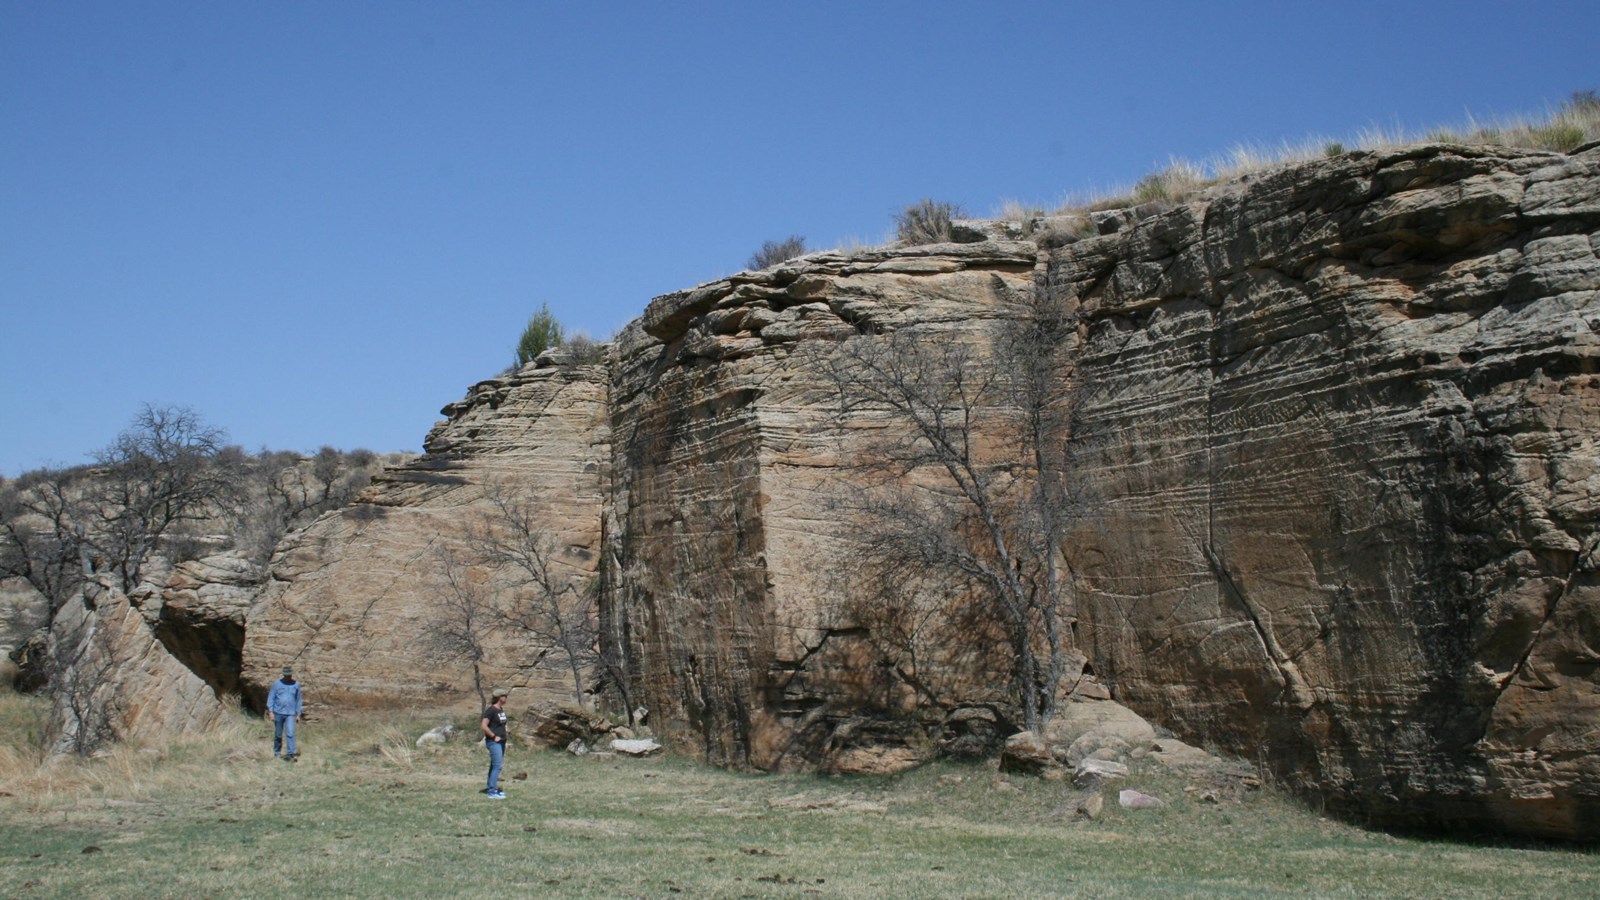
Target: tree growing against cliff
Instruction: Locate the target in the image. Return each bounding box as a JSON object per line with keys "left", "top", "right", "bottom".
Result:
{"left": 426, "top": 543, "right": 506, "bottom": 709}
{"left": 48, "top": 628, "right": 128, "bottom": 756}
{"left": 467, "top": 482, "right": 596, "bottom": 709}
{"left": 826, "top": 292, "right": 1082, "bottom": 733}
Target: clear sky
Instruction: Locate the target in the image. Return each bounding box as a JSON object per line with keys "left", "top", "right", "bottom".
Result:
{"left": 3, "top": 1, "right": 1596, "bottom": 476}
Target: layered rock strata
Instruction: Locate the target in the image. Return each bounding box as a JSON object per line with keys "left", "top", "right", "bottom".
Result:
{"left": 232, "top": 141, "right": 1597, "bottom": 841}
{"left": 599, "top": 143, "right": 1599, "bottom": 839}
{"left": 240, "top": 356, "right": 610, "bottom": 709}
{"left": 1050, "top": 143, "right": 1600, "bottom": 839}
{"left": 606, "top": 237, "right": 1041, "bottom": 768}
{"left": 44, "top": 578, "right": 228, "bottom": 752}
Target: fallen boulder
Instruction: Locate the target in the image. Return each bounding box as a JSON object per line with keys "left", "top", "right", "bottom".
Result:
{"left": 999, "top": 731, "right": 1056, "bottom": 775}
{"left": 1074, "top": 758, "right": 1130, "bottom": 787}
{"left": 1118, "top": 789, "right": 1166, "bottom": 810}
{"left": 611, "top": 738, "right": 663, "bottom": 757}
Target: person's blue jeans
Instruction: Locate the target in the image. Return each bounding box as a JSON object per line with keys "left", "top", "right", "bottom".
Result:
{"left": 273, "top": 713, "right": 297, "bottom": 756}
{"left": 486, "top": 738, "right": 504, "bottom": 791}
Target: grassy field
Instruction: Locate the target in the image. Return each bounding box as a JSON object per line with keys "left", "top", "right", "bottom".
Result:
{"left": 1, "top": 690, "right": 1594, "bottom": 899}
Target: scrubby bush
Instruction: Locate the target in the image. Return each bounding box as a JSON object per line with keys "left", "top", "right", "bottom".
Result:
{"left": 514, "top": 304, "right": 564, "bottom": 369}
{"left": 564, "top": 333, "right": 607, "bottom": 366}
{"left": 747, "top": 235, "right": 807, "bottom": 270}
{"left": 895, "top": 199, "right": 964, "bottom": 245}
{"left": 995, "top": 200, "right": 1047, "bottom": 237}
{"left": 1131, "top": 160, "right": 1209, "bottom": 205}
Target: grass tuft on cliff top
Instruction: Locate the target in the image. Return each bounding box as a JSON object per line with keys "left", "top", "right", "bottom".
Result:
{"left": 990, "top": 89, "right": 1600, "bottom": 229}
{"left": 2, "top": 688, "right": 1595, "bottom": 898}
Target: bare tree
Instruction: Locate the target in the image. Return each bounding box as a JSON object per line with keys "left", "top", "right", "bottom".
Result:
{"left": 426, "top": 542, "right": 512, "bottom": 709}
{"left": 826, "top": 294, "right": 1083, "bottom": 733}
{"left": 235, "top": 448, "right": 377, "bottom": 565}
{"left": 470, "top": 483, "right": 596, "bottom": 709}
{"left": 1, "top": 467, "right": 91, "bottom": 615}
{"left": 89, "top": 405, "right": 242, "bottom": 593}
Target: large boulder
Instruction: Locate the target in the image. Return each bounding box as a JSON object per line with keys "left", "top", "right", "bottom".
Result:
{"left": 1043, "top": 698, "right": 1159, "bottom": 764}
{"left": 43, "top": 578, "right": 227, "bottom": 753}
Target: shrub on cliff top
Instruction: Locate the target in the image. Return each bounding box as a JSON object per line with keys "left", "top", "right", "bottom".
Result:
{"left": 563, "top": 332, "right": 607, "bottom": 366}
{"left": 747, "top": 235, "right": 807, "bottom": 270}
{"left": 895, "top": 199, "right": 964, "bottom": 245}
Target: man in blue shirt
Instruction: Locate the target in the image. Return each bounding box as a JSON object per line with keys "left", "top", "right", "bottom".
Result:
{"left": 267, "top": 665, "right": 304, "bottom": 761}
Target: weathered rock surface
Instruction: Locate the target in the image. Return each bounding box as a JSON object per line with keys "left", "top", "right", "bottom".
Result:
{"left": 1052, "top": 144, "right": 1600, "bottom": 840}
{"left": 239, "top": 356, "right": 611, "bottom": 710}
{"left": 153, "top": 553, "right": 262, "bottom": 698}
{"left": 607, "top": 241, "right": 1040, "bottom": 770}
{"left": 226, "top": 141, "right": 1598, "bottom": 841}
{"left": 999, "top": 730, "right": 1056, "bottom": 775}
{"left": 518, "top": 704, "right": 615, "bottom": 751}
{"left": 1044, "top": 698, "right": 1160, "bottom": 763}
{"left": 44, "top": 579, "right": 227, "bottom": 752}
{"left": 595, "top": 143, "right": 1599, "bottom": 838}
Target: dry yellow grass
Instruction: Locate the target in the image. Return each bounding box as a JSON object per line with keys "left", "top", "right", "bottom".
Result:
{"left": 1048, "top": 91, "right": 1600, "bottom": 218}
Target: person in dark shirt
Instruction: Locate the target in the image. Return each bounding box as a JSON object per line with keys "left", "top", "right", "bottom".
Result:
{"left": 480, "top": 688, "right": 510, "bottom": 799}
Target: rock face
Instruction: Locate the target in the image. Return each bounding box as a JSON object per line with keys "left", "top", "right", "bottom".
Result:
{"left": 1051, "top": 144, "right": 1600, "bottom": 840}
{"left": 605, "top": 240, "right": 1040, "bottom": 769}
{"left": 15, "top": 552, "right": 266, "bottom": 747}
{"left": 239, "top": 356, "right": 610, "bottom": 710}
{"left": 230, "top": 141, "right": 1597, "bottom": 841}
{"left": 596, "top": 142, "right": 1599, "bottom": 838}
{"left": 153, "top": 554, "right": 260, "bottom": 699}
{"left": 44, "top": 578, "right": 228, "bottom": 753}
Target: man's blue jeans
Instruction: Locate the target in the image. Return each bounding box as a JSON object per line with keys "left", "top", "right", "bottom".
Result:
{"left": 273, "top": 713, "right": 297, "bottom": 756}
{"left": 486, "top": 738, "right": 504, "bottom": 791}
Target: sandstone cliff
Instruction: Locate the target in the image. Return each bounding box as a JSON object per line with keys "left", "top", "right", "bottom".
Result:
{"left": 598, "top": 142, "right": 1600, "bottom": 838}
{"left": 240, "top": 355, "right": 610, "bottom": 709}
{"left": 231, "top": 141, "right": 1598, "bottom": 841}
{"left": 1052, "top": 143, "right": 1600, "bottom": 839}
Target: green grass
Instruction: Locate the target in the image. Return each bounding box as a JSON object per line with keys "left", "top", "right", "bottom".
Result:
{"left": 1, "top": 692, "right": 1595, "bottom": 898}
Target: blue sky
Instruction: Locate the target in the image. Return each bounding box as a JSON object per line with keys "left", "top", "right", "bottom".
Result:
{"left": 3, "top": 1, "right": 1596, "bottom": 476}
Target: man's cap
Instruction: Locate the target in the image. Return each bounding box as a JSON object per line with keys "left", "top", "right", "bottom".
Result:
{"left": 282, "top": 665, "right": 294, "bottom": 677}
{"left": 491, "top": 687, "right": 510, "bottom": 699}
